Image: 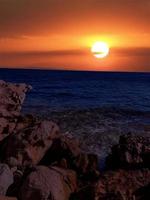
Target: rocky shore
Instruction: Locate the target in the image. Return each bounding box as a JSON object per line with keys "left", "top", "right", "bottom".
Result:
{"left": 0, "top": 80, "right": 149, "bottom": 200}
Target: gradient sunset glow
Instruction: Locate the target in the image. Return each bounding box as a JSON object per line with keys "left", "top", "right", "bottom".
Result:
{"left": 0, "top": 0, "right": 150, "bottom": 71}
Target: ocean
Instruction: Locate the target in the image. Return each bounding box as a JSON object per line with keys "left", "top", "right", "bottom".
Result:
{"left": 0, "top": 68, "right": 150, "bottom": 113}
{"left": 0, "top": 68, "right": 150, "bottom": 163}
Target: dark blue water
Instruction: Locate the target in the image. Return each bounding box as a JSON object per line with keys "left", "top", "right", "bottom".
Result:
{"left": 0, "top": 68, "right": 150, "bottom": 114}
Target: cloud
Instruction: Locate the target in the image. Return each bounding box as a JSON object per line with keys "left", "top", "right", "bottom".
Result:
{"left": 0, "top": 49, "right": 87, "bottom": 57}
{"left": 110, "top": 47, "right": 150, "bottom": 71}
{"left": 0, "top": 47, "right": 150, "bottom": 72}
{"left": 112, "top": 47, "right": 150, "bottom": 57}
{"left": 0, "top": 0, "right": 150, "bottom": 38}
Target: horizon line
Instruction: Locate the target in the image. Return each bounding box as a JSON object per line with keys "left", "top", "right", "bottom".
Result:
{"left": 0, "top": 67, "right": 150, "bottom": 73}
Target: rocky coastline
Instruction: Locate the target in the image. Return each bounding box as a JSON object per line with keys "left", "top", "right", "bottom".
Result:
{"left": 0, "top": 80, "right": 149, "bottom": 200}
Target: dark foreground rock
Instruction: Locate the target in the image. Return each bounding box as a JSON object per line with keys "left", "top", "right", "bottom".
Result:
{"left": 2, "top": 120, "right": 60, "bottom": 167}
{"left": 20, "top": 166, "right": 77, "bottom": 200}
{"left": 40, "top": 135, "right": 99, "bottom": 182}
{"left": 39, "top": 133, "right": 81, "bottom": 167}
{"left": 94, "top": 169, "right": 150, "bottom": 200}
{"left": 106, "top": 134, "right": 150, "bottom": 169}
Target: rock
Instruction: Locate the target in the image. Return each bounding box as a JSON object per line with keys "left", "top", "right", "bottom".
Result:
{"left": 0, "top": 80, "right": 31, "bottom": 141}
{"left": 0, "top": 164, "right": 13, "bottom": 195}
{"left": 14, "top": 115, "right": 37, "bottom": 133}
{"left": 39, "top": 133, "right": 81, "bottom": 167}
{"left": 20, "top": 166, "right": 77, "bottom": 200}
{"left": 2, "top": 121, "right": 60, "bottom": 167}
{"left": 74, "top": 153, "right": 100, "bottom": 181}
{"left": 134, "top": 183, "right": 150, "bottom": 200}
{"left": 0, "top": 80, "right": 31, "bottom": 117}
{"left": 40, "top": 134, "right": 99, "bottom": 181}
{"left": 6, "top": 169, "right": 24, "bottom": 198}
{"left": 94, "top": 169, "right": 150, "bottom": 200}
{"left": 0, "top": 196, "right": 17, "bottom": 200}
{"left": 106, "top": 134, "right": 150, "bottom": 169}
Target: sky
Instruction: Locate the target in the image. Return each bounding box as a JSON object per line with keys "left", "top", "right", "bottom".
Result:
{"left": 0, "top": 0, "right": 150, "bottom": 71}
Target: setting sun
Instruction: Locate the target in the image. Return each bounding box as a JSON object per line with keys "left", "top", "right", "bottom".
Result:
{"left": 91, "top": 42, "right": 109, "bottom": 58}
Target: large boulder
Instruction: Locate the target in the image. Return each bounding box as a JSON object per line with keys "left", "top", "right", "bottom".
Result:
{"left": 94, "top": 169, "right": 150, "bottom": 200}
{"left": 20, "top": 166, "right": 77, "bottom": 200}
{"left": 39, "top": 134, "right": 99, "bottom": 181}
{"left": 0, "top": 164, "right": 13, "bottom": 195}
{"left": 106, "top": 134, "right": 150, "bottom": 169}
{"left": 2, "top": 121, "right": 60, "bottom": 167}
{"left": 0, "top": 80, "right": 31, "bottom": 141}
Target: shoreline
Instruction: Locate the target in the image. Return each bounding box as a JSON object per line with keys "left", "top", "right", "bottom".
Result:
{"left": 22, "top": 106, "right": 150, "bottom": 169}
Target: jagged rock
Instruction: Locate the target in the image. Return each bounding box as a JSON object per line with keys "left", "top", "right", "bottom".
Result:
{"left": 20, "top": 166, "right": 77, "bottom": 200}
{"left": 6, "top": 169, "right": 24, "bottom": 198}
{"left": 106, "top": 134, "right": 150, "bottom": 169}
{"left": 0, "top": 164, "right": 13, "bottom": 195}
{"left": 0, "top": 80, "right": 31, "bottom": 141}
{"left": 40, "top": 133, "right": 81, "bottom": 167}
{"left": 0, "top": 80, "right": 31, "bottom": 117}
{"left": 40, "top": 134, "right": 99, "bottom": 181}
{"left": 74, "top": 153, "right": 100, "bottom": 181}
{"left": 14, "top": 115, "right": 37, "bottom": 133}
{"left": 94, "top": 169, "right": 150, "bottom": 200}
{"left": 2, "top": 121, "right": 60, "bottom": 167}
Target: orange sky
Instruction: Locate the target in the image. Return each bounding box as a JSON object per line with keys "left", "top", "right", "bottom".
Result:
{"left": 0, "top": 0, "right": 150, "bottom": 71}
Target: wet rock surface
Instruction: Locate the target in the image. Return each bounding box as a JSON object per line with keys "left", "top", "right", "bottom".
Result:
{"left": 0, "top": 81, "right": 149, "bottom": 200}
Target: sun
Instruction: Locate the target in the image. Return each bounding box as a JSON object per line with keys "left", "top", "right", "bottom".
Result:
{"left": 91, "top": 41, "right": 109, "bottom": 58}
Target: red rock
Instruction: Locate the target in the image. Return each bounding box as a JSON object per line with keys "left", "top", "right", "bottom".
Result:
{"left": 0, "top": 80, "right": 31, "bottom": 141}
{"left": 6, "top": 169, "right": 23, "bottom": 198}
{"left": 106, "top": 134, "right": 150, "bottom": 169}
{"left": 20, "top": 166, "right": 77, "bottom": 200}
{"left": 74, "top": 153, "right": 100, "bottom": 181}
{"left": 0, "top": 164, "right": 13, "bottom": 195}
{"left": 40, "top": 134, "right": 99, "bottom": 181}
{"left": 0, "top": 80, "right": 31, "bottom": 117}
{"left": 94, "top": 169, "right": 150, "bottom": 200}
{"left": 14, "top": 115, "right": 37, "bottom": 133}
{"left": 2, "top": 121, "right": 60, "bottom": 167}
{"left": 39, "top": 133, "right": 81, "bottom": 167}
